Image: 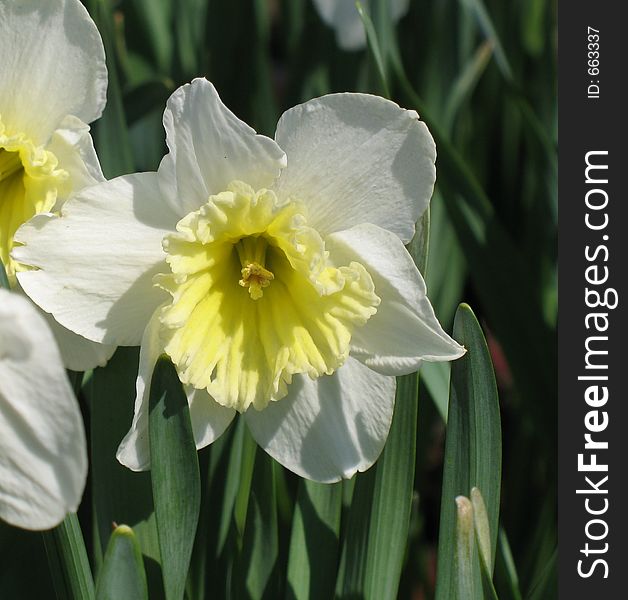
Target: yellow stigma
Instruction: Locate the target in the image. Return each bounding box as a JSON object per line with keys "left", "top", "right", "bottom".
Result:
{"left": 0, "top": 116, "right": 69, "bottom": 284}
{"left": 157, "top": 181, "right": 380, "bottom": 413}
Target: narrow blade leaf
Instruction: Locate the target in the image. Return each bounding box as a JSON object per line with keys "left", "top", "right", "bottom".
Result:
{"left": 149, "top": 356, "right": 201, "bottom": 600}
{"left": 286, "top": 480, "right": 342, "bottom": 600}
{"left": 435, "top": 304, "right": 502, "bottom": 600}
{"left": 42, "top": 513, "right": 95, "bottom": 600}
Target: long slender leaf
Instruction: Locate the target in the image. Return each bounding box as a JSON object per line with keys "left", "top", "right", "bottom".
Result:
{"left": 149, "top": 356, "right": 201, "bottom": 600}
{"left": 95, "top": 525, "right": 148, "bottom": 600}
{"left": 356, "top": 1, "right": 390, "bottom": 97}
{"left": 234, "top": 450, "right": 279, "bottom": 600}
{"left": 494, "top": 528, "right": 522, "bottom": 600}
{"left": 87, "top": 0, "right": 134, "bottom": 177}
{"left": 434, "top": 304, "right": 502, "bottom": 600}
{"left": 42, "top": 514, "right": 95, "bottom": 600}
{"left": 88, "top": 347, "right": 162, "bottom": 598}
{"left": 525, "top": 548, "right": 556, "bottom": 600}
{"left": 286, "top": 480, "right": 342, "bottom": 600}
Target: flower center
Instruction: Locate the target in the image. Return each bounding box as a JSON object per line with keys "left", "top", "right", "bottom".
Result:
{"left": 0, "top": 117, "right": 69, "bottom": 284}
{"left": 157, "top": 181, "right": 380, "bottom": 412}
{"left": 236, "top": 237, "right": 274, "bottom": 299}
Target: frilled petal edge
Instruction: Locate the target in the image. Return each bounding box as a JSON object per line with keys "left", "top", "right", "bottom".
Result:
{"left": 159, "top": 78, "right": 286, "bottom": 217}
{"left": 326, "top": 223, "right": 465, "bottom": 375}
{"left": 116, "top": 307, "right": 235, "bottom": 471}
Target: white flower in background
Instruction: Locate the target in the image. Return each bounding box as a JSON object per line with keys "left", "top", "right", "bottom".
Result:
{"left": 0, "top": 289, "right": 87, "bottom": 530}
{"left": 312, "top": 0, "right": 410, "bottom": 51}
{"left": 14, "top": 78, "right": 464, "bottom": 482}
{"left": 0, "top": 0, "right": 114, "bottom": 370}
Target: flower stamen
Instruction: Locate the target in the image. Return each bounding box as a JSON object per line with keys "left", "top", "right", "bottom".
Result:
{"left": 239, "top": 262, "right": 274, "bottom": 299}
{"left": 235, "top": 236, "right": 274, "bottom": 299}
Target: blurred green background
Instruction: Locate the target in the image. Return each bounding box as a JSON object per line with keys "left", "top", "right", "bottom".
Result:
{"left": 0, "top": 0, "right": 557, "bottom": 598}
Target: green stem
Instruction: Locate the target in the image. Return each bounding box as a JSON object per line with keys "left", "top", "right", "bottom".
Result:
{"left": 42, "top": 513, "right": 95, "bottom": 600}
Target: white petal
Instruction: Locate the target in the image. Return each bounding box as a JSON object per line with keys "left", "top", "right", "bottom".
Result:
{"left": 273, "top": 93, "right": 434, "bottom": 243}
{"left": 116, "top": 308, "right": 235, "bottom": 471}
{"left": 44, "top": 313, "right": 115, "bottom": 372}
{"left": 187, "top": 388, "right": 236, "bottom": 452}
{"left": 159, "top": 78, "right": 287, "bottom": 216}
{"left": 0, "top": 0, "right": 107, "bottom": 144}
{"left": 0, "top": 289, "right": 86, "bottom": 530}
{"left": 14, "top": 173, "right": 177, "bottom": 346}
{"left": 116, "top": 308, "right": 163, "bottom": 471}
{"left": 46, "top": 115, "right": 105, "bottom": 202}
{"left": 244, "top": 357, "right": 395, "bottom": 483}
{"left": 326, "top": 224, "right": 465, "bottom": 375}
{"left": 312, "top": 0, "right": 410, "bottom": 51}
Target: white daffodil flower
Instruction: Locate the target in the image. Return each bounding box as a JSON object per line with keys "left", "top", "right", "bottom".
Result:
{"left": 14, "top": 78, "right": 464, "bottom": 482}
{"left": 313, "top": 0, "right": 410, "bottom": 51}
{"left": 0, "top": 0, "right": 114, "bottom": 370}
{"left": 0, "top": 289, "right": 87, "bottom": 530}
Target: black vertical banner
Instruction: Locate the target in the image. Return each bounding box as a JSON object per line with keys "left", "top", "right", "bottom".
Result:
{"left": 559, "top": 2, "right": 627, "bottom": 596}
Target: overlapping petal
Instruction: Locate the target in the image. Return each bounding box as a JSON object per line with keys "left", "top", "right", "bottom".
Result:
{"left": 0, "top": 289, "right": 86, "bottom": 530}
{"left": 159, "top": 78, "right": 287, "bottom": 216}
{"left": 116, "top": 307, "right": 236, "bottom": 471}
{"left": 244, "top": 356, "right": 396, "bottom": 482}
{"left": 326, "top": 223, "right": 465, "bottom": 374}
{"left": 14, "top": 173, "right": 177, "bottom": 346}
{"left": 0, "top": 0, "right": 107, "bottom": 145}
{"left": 273, "top": 92, "right": 435, "bottom": 243}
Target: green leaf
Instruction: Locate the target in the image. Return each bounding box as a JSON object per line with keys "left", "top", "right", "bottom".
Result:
{"left": 149, "top": 356, "right": 201, "bottom": 600}
{"left": 442, "top": 41, "right": 493, "bottom": 133}
{"left": 435, "top": 304, "right": 502, "bottom": 600}
{"left": 525, "top": 548, "right": 556, "bottom": 600}
{"left": 87, "top": 0, "right": 134, "bottom": 177}
{"left": 425, "top": 193, "right": 466, "bottom": 330}
{"left": 234, "top": 450, "right": 279, "bottom": 600}
{"left": 356, "top": 1, "right": 390, "bottom": 97}
{"left": 337, "top": 373, "right": 419, "bottom": 600}
{"left": 95, "top": 525, "right": 148, "bottom": 600}
{"left": 421, "top": 361, "right": 450, "bottom": 422}
{"left": 458, "top": 0, "right": 513, "bottom": 81}
{"left": 394, "top": 69, "right": 556, "bottom": 444}
{"left": 42, "top": 513, "right": 95, "bottom": 600}
{"left": 87, "top": 348, "right": 162, "bottom": 598}
{"left": 174, "top": 0, "right": 208, "bottom": 77}
{"left": 129, "top": 0, "right": 174, "bottom": 73}
{"left": 494, "top": 529, "right": 522, "bottom": 600}
{"left": 233, "top": 423, "right": 258, "bottom": 542}
{"left": 286, "top": 480, "right": 342, "bottom": 600}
